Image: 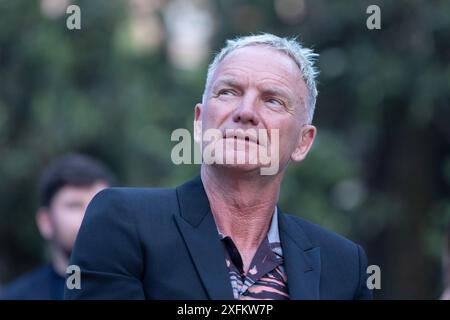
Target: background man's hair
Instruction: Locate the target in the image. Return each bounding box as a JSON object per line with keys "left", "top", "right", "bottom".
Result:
{"left": 38, "top": 153, "right": 115, "bottom": 207}
{"left": 202, "top": 33, "right": 319, "bottom": 124}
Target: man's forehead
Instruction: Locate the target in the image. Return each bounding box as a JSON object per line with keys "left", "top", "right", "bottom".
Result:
{"left": 210, "top": 46, "right": 307, "bottom": 98}
{"left": 213, "top": 45, "right": 304, "bottom": 84}
{"left": 220, "top": 45, "right": 299, "bottom": 70}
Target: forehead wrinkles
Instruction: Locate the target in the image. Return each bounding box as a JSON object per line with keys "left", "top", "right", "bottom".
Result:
{"left": 224, "top": 46, "right": 300, "bottom": 73}
{"left": 215, "top": 47, "right": 304, "bottom": 87}
{"left": 213, "top": 63, "right": 300, "bottom": 90}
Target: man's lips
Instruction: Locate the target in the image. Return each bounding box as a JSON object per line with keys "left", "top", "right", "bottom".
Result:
{"left": 222, "top": 129, "right": 262, "bottom": 146}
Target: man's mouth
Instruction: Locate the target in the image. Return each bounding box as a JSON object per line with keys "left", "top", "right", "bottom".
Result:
{"left": 223, "top": 129, "right": 260, "bottom": 146}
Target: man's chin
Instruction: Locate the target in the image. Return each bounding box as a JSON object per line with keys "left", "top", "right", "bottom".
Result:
{"left": 204, "top": 148, "right": 280, "bottom": 175}
{"left": 212, "top": 162, "right": 267, "bottom": 175}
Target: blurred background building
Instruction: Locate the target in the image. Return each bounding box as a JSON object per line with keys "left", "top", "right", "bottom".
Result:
{"left": 0, "top": 0, "right": 449, "bottom": 299}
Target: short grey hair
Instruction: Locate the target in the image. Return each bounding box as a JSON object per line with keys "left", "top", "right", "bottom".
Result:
{"left": 202, "top": 33, "right": 319, "bottom": 124}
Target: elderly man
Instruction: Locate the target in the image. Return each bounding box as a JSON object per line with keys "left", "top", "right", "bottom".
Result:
{"left": 65, "top": 34, "right": 372, "bottom": 300}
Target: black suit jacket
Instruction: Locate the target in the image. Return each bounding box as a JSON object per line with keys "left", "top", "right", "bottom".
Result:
{"left": 65, "top": 176, "right": 372, "bottom": 299}
{"left": 0, "top": 264, "right": 65, "bottom": 300}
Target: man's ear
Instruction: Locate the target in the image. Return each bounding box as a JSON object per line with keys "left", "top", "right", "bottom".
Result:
{"left": 36, "top": 207, "right": 54, "bottom": 241}
{"left": 193, "top": 103, "right": 203, "bottom": 144}
{"left": 291, "top": 125, "right": 317, "bottom": 162}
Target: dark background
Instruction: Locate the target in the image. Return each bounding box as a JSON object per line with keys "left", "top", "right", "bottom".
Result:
{"left": 0, "top": 0, "right": 449, "bottom": 299}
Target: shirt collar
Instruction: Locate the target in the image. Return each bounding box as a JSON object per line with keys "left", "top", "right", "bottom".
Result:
{"left": 217, "top": 207, "right": 282, "bottom": 257}
{"left": 267, "top": 207, "right": 280, "bottom": 245}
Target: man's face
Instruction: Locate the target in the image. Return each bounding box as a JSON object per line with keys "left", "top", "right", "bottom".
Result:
{"left": 194, "top": 45, "right": 316, "bottom": 175}
{"left": 37, "top": 182, "right": 108, "bottom": 256}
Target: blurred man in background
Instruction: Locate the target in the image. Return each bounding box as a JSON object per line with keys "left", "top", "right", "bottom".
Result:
{"left": 0, "top": 153, "right": 115, "bottom": 300}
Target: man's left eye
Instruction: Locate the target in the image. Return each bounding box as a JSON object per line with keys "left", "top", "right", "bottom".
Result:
{"left": 218, "top": 89, "right": 234, "bottom": 96}
{"left": 266, "top": 98, "right": 283, "bottom": 106}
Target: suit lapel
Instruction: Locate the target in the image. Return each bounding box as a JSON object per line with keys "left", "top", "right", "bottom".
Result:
{"left": 172, "top": 176, "right": 321, "bottom": 300}
{"left": 278, "top": 209, "right": 321, "bottom": 299}
{"left": 173, "top": 176, "right": 234, "bottom": 300}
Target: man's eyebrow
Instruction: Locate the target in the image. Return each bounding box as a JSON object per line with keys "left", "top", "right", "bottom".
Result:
{"left": 212, "top": 78, "right": 242, "bottom": 91}
{"left": 259, "top": 87, "right": 293, "bottom": 103}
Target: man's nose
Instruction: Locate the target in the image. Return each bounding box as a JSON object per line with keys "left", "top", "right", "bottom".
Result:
{"left": 232, "top": 93, "right": 260, "bottom": 126}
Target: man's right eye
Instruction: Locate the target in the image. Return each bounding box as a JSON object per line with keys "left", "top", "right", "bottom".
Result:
{"left": 218, "top": 89, "right": 234, "bottom": 96}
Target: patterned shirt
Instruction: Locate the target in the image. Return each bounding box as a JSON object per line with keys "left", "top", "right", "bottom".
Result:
{"left": 218, "top": 208, "right": 289, "bottom": 300}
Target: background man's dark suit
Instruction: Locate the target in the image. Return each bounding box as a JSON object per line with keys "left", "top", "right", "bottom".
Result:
{"left": 65, "top": 176, "right": 372, "bottom": 299}
{"left": 0, "top": 264, "right": 65, "bottom": 300}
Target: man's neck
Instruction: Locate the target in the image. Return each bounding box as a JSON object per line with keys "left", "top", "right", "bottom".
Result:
{"left": 201, "top": 165, "right": 282, "bottom": 271}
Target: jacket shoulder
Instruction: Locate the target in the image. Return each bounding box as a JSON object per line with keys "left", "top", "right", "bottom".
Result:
{"left": 92, "top": 186, "right": 176, "bottom": 206}
{"left": 283, "top": 213, "right": 358, "bottom": 252}
{"left": 88, "top": 186, "right": 178, "bottom": 219}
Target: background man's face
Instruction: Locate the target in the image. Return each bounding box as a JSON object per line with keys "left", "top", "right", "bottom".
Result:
{"left": 195, "top": 45, "right": 313, "bottom": 174}
{"left": 38, "top": 182, "right": 108, "bottom": 256}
